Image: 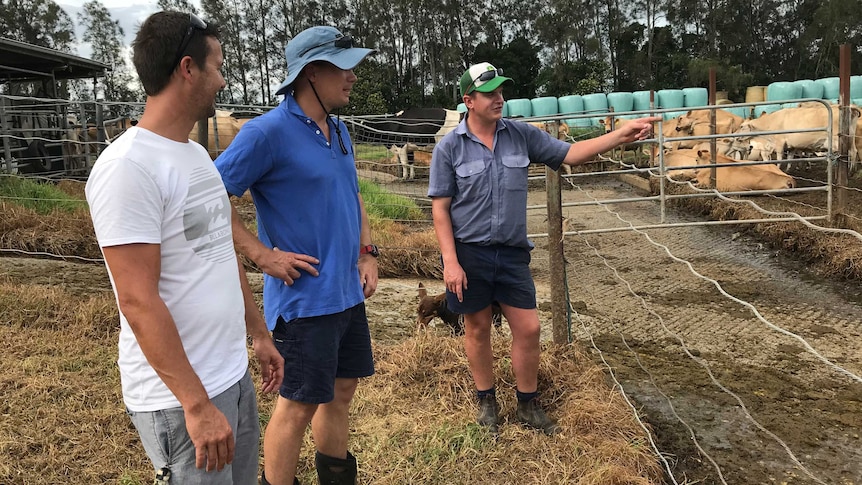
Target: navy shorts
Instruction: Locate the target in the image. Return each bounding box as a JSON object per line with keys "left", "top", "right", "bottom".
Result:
{"left": 445, "top": 242, "right": 536, "bottom": 314}
{"left": 272, "top": 303, "right": 375, "bottom": 404}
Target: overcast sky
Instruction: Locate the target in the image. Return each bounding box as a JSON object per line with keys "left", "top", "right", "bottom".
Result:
{"left": 58, "top": 0, "right": 201, "bottom": 59}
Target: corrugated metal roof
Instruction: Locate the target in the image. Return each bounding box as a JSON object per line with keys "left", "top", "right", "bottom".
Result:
{"left": 0, "top": 37, "right": 109, "bottom": 82}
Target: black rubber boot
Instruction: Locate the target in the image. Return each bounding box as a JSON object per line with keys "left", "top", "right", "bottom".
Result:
{"left": 315, "top": 451, "right": 357, "bottom": 485}
{"left": 476, "top": 394, "right": 501, "bottom": 433}
{"left": 261, "top": 469, "right": 301, "bottom": 485}
{"left": 516, "top": 399, "right": 561, "bottom": 436}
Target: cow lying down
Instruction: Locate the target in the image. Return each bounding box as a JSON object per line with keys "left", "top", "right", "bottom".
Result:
{"left": 693, "top": 150, "right": 796, "bottom": 191}
{"left": 416, "top": 283, "right": 502, "bottom": 335}
{"left": 654, "top": 149, "right": 795, "bottom": 191}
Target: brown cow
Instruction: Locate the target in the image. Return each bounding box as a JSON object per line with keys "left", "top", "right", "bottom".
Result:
{"left": 694, "top": 150, "right": 795, "bottom": 191}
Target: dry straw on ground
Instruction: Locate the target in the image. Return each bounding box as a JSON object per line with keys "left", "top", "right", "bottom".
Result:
{"left": 1, "top": 277, "right": 663, "bottom": 485}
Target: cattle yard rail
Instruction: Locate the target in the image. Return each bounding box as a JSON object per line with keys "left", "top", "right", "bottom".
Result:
{"left": 0, "top": 97, "right": 279, "bottom": 176}
{"left": 520, "top": 98, "right": 855, "bottom": 241}
{"left": 0, "top": 95, "right": 146, "bottom": 176}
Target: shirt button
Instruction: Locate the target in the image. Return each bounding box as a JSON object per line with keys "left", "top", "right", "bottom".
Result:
{"left": 315, "top": 130, "right": 320, "bottom": 134}
{"left": 306, "top": 119, "right": 311, "bottom": 124}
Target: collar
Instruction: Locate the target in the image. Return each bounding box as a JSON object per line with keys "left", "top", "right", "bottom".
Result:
{"left": 455, "top": 112, "right": 508, "bottom": 137}
{"left": 282, "top": 93, "right": 334, "bottom": 127}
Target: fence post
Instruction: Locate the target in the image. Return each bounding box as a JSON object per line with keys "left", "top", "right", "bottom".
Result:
{"left": 0, "top": 97, "right": 12, "bottom": 173}
{"left": 833, "top": 44, "right": 851, "bottom": 228}
{"left": 197, "top": 118, "right": 209, "bottom": 157}
{"left": 546, "top": 121, "right": 568, "bottom": 344}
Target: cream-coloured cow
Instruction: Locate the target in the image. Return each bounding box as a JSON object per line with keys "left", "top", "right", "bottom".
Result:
{"left": 734, "top": 104, "right": 860, "bottom": 165}
{"left": 189, "top": 110, "right": 254, "bottom": 160}
{"left": 528, "top": 120, "right": 570, "bottom": 140}
{"left": 694, "top": 150, "right": 795, "bottom": 191}
{"left": 691, "top": 138, "right": 738, "bottom": 158}
{"left": 656, "top": 148, "right": 701, "bottom": 180}
{"left": 677, "top": 109, "right": 744, "bottom": 135}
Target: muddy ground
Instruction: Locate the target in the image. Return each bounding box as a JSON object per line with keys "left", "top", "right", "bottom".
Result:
{"left": 2, "top": 160, "right": 861, "bottom": 484}
{"left": 356, "top": 160, "right": 862, "bottom": 485}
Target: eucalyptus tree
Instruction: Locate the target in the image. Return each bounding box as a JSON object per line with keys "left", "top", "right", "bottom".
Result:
{"left": 0, "top": 0, "right": 75, "bottom": 51}
{"left": 201, "top": 0, "right": 253, "bottom": 104}
{"left": 156, "top": 0, "right": 198, "bottom": 14}
{"left": 796, "top": 0, "right": 862, "bottom": 78}
{"left": 535, "top": 0, "right": 611, "bottom": 96}
{"left": 239, "top": 0, "right": 273, "bottom": 103}
{"left": 78, "top": 0, "right": 141, "bottom": 106}
{"left": 627, "top": 0, "right": 667, "bottom": 88}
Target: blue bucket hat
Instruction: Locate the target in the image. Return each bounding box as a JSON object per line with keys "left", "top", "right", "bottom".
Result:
{"left": 275, "top": 26, "right": 375, "bottom": 96}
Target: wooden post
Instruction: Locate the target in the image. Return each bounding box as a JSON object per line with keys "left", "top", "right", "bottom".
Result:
{"left": 546, "top": 123, "right": 567, "bottom": 344}
{"left": 833, "top": 44, "right": 851, "bottom": 228}
{"left": 197, "top": 118, "right": 209, "bottom": 157}
{"left": 0, "top": 97, "right": 13, "bottom": 173}
{"left": 709, "top": 68, "right": 717, "bottom": 189}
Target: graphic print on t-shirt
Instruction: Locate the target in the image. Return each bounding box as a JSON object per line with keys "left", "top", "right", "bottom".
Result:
{"left": 183, "top": 167, "right": 234, "bottom": 263}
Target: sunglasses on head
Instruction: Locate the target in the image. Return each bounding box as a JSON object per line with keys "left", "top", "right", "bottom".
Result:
{"left": 169, "top": 13, "right": 207, "bottom": 74}
{"left": 299, "top": 33, "right": 354, "bottom": 57}
{"left": 467, "top": 68, "right": 504, "bottom": 94}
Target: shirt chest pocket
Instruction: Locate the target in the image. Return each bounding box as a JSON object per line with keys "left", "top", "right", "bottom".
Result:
{"left": 455, "top": 159, "right": 486, "bottom": 177}
{"left": 501, "top": 154, "right": 530, "bottom": 191}
{"left": 454, "top": 159, "right": 487, "bottom": 196}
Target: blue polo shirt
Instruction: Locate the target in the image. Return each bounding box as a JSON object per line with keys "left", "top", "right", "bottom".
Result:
{"left": 215, "top": 95, "right": 364, "bottom": 329}
{"left": 428, "top": 117, "right": 570, "bottom": 249}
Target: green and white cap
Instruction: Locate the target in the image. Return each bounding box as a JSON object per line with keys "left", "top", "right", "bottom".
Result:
{"left": 459, "top": 62, "right": 512, "bottom": 96}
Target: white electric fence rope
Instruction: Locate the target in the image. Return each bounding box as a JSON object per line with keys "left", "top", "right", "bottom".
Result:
{"left": 563, "top": 178, "right": 831, "bottom": 483}
{"left": 567, "top": 260, "right": 725, "bottom": 485}
{"left": 0, "top": 247, "right": 104, "bottom": 263}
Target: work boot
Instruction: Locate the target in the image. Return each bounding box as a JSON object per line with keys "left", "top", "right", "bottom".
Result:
{"left": 516, "top": 399, "right": 561, "bottom": 436}
{"left": 477, "top": 394, "right": 501, "bottom": 433}
{"left": 315, "top": 450, "right": 357, "bottom": 485}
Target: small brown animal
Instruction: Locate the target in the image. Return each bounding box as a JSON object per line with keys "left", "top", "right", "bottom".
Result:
{"left": 416, "top": 283, "right": 502, "bottom": 335}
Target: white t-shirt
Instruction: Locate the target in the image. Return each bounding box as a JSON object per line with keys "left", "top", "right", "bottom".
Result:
{"left": 86, "top": 126, "right": 248, "bottom": 412}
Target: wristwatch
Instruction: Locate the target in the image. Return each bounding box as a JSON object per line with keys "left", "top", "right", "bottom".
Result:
{"left": 360, "top": 244, "right": 380, "bottom": 258}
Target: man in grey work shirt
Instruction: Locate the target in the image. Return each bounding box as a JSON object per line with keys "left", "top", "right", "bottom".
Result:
{"left": 428, "top": 62, "right": 659, "bottom": 435}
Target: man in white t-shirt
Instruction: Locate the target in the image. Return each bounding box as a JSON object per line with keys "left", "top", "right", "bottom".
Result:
{"left": 85, "top": 11, "right": 283, "bottom": 485}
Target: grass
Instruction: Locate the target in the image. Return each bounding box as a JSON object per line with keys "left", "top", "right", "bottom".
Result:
{"left": 359, "top": 178, "right": 425, "bottom": 221}
{"left": 355, "top": 143, "right": 392, "bottom": 162}
{"left": 0, "top": 175, "right": 87, "bottom": 214}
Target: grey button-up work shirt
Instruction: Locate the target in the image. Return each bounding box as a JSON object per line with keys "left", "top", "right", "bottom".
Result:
{"left": 428, "top": 117, "right": 570, "bottom": 249}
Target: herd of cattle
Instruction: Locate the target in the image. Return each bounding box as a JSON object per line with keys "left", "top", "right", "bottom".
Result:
{"left": 604, "top": 102, "right": 861, "bottom": 191}
{"left": 62, "top": 101, "right": 862, "bottom": 193}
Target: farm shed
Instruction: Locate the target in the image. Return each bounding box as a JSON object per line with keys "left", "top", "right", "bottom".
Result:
{"left": 0, "top": 37, "right": 108, "bottom": 174}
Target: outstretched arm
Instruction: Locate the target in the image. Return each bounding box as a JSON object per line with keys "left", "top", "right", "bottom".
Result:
{"left": 563, "top": 116, "right": 661, "bottom": 166}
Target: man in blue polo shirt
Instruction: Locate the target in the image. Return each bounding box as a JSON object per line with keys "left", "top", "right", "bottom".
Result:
{"left": 429, "top": 62, "right": 659, "bottom": 435}
{"left": 215, "top": 26, "right": 377, "bottom": 485}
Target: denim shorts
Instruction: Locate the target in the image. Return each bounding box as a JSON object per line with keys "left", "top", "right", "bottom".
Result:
{"left": 445, "top": 242, "right": 536, "bottom": 314}
{"left": 126, "top": 370, "right": 260, "bottom": 485}
{"left": 273, "top": 302, "right": 375, "bottom": 404}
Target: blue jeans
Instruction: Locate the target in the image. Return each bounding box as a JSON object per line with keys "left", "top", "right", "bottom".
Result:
{"left": 126, "top": 370, "right": 260, "bottom": 485}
